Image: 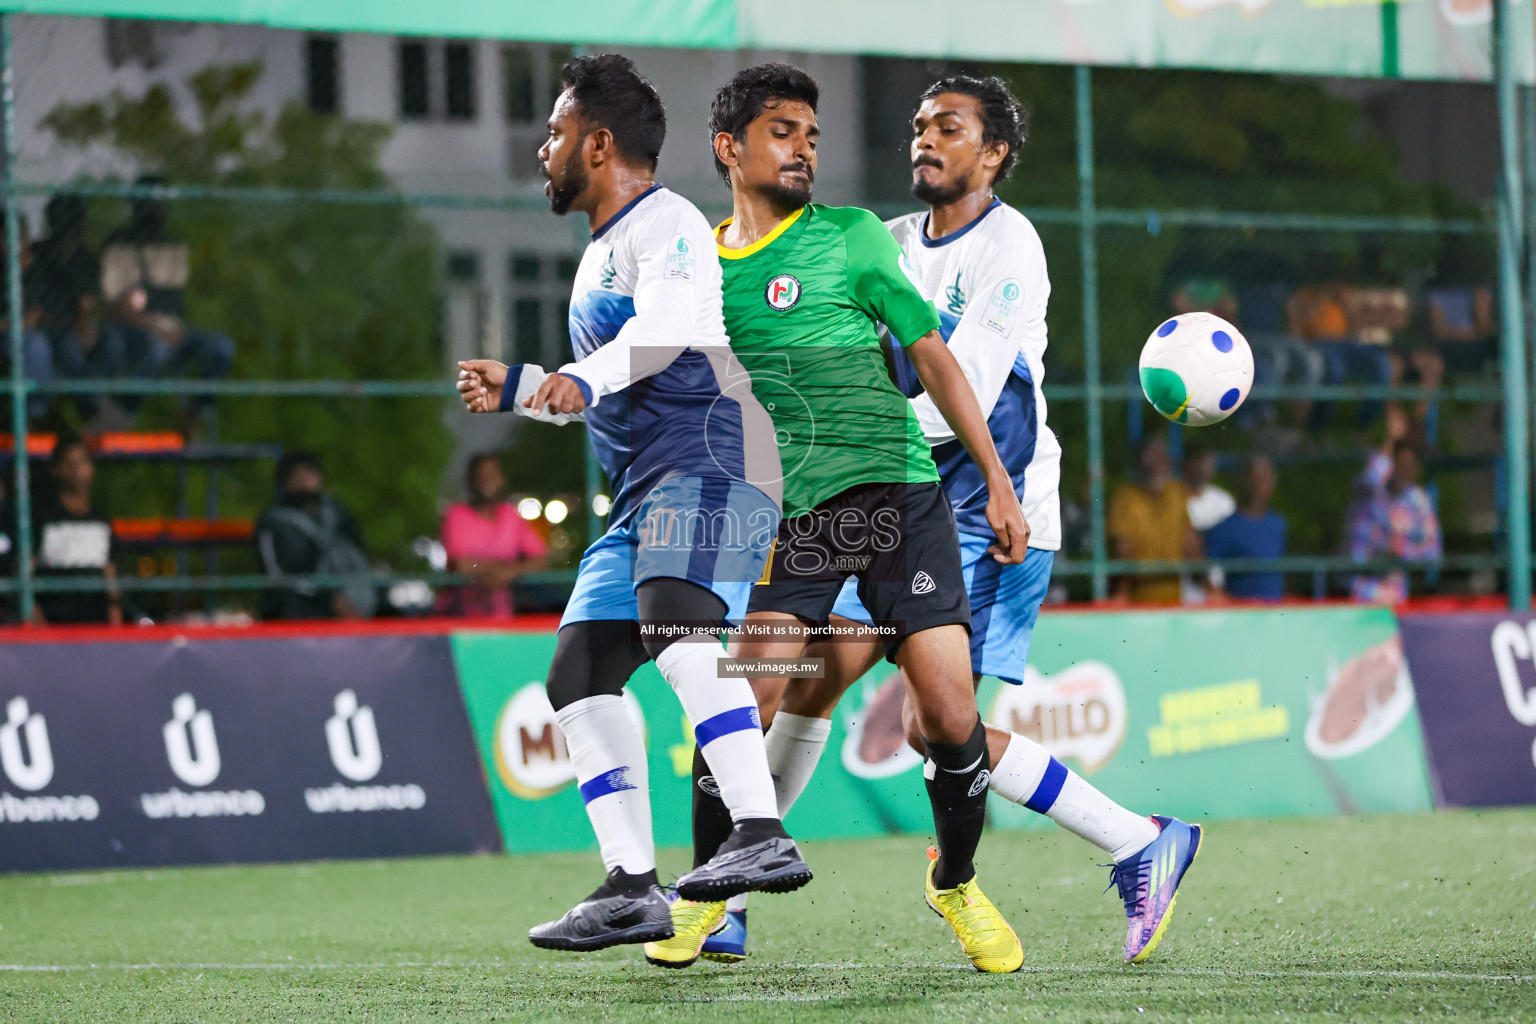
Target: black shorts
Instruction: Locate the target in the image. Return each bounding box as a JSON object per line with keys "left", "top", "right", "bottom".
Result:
{"left": 746, "top": 481, "right": 970, "bottom": 660}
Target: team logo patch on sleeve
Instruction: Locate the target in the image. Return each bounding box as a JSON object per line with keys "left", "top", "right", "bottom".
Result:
{"left": 981, "top": 278, "right": 1023, "bottom": 337}
{"left": 765, "top": 274, "right": 802, "bottom": 311}
{"left": 666, "top": 234, "right": 695, "bottom": 280}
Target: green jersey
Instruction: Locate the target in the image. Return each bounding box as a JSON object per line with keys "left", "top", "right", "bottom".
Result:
{"left": 716, "top": 204, "right": 942, "bottom": 517}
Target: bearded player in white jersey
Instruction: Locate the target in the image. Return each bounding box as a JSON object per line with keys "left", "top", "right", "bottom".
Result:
{"left": 679, "top": 75, "right": 1202, "bottom": 968}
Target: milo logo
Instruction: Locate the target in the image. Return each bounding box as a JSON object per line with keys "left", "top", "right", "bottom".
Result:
{"left": 494, "top": 684, "right": 647, "bottom": 800}
{"left": 990, "top": 661, "right": 1127, "bottom": 774}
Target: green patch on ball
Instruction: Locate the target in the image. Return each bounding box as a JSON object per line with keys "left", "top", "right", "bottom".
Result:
{"left": 1140, "top": 366, "right": 1191, "bottom": 424}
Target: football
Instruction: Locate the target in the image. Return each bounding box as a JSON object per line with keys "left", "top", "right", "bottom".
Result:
{"left": 1138, "top": 312, "right": 1255, "bottom": 426}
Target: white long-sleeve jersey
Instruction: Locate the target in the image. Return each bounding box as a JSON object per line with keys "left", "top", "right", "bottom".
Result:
{"left": 885, "top": 199, "right": 1062, "bottom": 550}
{"left": 500, "top": 185, "right": 781, "bottom": 527}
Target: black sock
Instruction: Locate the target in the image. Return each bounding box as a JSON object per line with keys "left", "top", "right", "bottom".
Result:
{"left": 924, "top": 718, "right": 989, "bottom": 890}
{"left": 691, "top": 745, "right": 735, "bottom": 868}
{"left": 593, "top": 866, "right": 659, "bottom": 899}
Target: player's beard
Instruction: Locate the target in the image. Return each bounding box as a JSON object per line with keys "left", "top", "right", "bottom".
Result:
{"left": 911, "top": 161, "right": 969, "bottom": 206}
{"left": 757, "top": 162, "right": 813, "bottom": 213}
{"left": 544, "top": 140, "right": 590, "bottom": 216}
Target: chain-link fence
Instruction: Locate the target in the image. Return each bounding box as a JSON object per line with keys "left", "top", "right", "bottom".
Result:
{"left": 2, "top": 14, "right": 1531, "bottom": 626}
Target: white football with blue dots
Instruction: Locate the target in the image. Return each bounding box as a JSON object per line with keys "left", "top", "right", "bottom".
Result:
{"left": 1138, "top": 312, "right": 1254, "bottom": 427}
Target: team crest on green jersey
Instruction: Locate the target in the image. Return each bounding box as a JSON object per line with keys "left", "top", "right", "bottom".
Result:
{"left": 764, "top": 274, "right": 802, "bottom": 311}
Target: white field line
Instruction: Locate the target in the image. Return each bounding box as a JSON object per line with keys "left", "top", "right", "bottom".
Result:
{"left": 0, "top": 961, "right": 1529, "bottom": 984}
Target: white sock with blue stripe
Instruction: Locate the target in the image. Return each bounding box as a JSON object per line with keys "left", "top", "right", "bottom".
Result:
{"left": 555, "top": 695, "right": 654, "bottom": 875}
{"left": 655, "top": 637, "right": 779, "bottom": 822}
{"left": 991, "top": 731, "right": 1158, "bottom": 861}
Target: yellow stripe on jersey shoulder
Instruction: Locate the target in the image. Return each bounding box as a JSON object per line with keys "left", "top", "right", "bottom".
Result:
{"left": 715, "top": 207, "right": 805, "bottom": 260}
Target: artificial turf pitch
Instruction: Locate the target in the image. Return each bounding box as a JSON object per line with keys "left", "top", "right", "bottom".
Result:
{"left": 1, "top": 808, "right": 1532, "bottom": 1022}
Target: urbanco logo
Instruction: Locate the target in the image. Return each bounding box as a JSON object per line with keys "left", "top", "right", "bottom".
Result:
{"left": 326, "top": 690, "right": 383, "bottom": 782}
{"left": 141, "top": 694, "right": 264, "bottom": 820}
{"left": 163, "top": 693, "right": 221, "bottom": 787}
{"left": 1, "top": 697, "right": 53, "bottom": 792}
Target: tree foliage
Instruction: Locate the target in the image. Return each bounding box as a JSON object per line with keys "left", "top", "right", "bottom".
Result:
{"left": 44, "top": 63, "right": 448, "bottom": 566}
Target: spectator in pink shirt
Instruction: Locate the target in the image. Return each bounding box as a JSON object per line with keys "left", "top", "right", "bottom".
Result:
{"left": 439, "top": 453, "right": 549, "bottom": 618}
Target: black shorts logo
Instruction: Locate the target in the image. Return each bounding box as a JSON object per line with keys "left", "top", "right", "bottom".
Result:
{"left": 911, "top": 571, "right": 937, "bottom": 595}
{"left": 697, "top": 775, "right": 721, "bottom": 797}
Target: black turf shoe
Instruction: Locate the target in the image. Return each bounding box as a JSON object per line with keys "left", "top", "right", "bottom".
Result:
{"left": 528, "top": 870, "right": 674, "bottom": 952}
{"left": 675, "top": 819, "right": 813, "bottom": 901}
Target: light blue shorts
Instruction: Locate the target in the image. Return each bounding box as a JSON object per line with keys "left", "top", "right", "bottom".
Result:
{"left": 830, "top": 537, "right": 1054, "bottom": 684}
{"left": 560, "top": 475, "right": 780, "bottom": 629}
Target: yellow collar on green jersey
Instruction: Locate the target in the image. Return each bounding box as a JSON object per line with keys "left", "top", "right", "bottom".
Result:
{"left": 714, "top": 206, "right": 805, "bottom": 260}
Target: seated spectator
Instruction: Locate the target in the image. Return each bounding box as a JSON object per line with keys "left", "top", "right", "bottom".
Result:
{"left": 25, "top": 194, "right": 103, "bottom": 421}
{"left": 256, "top": 451, "right": 374, "bottom": 620}
{"left": 1183, "top": 446, "right": 1236, "bottom": 532}
{"left": 1205, "top": 455, "right": 1288, "bottom": 602}
{"left": 1288, "top": 278, "right": 1395, "bottom": 429}
{"left": 1424, "top": 235, "right": 1497, "bottom": 379}
{"left": 438, "top": 453, "right": 549, "bottom": 618}
{"left": 1426, "top": 283, "right": 1496, "bottom": 377}
{"left": 45, "top": 185, "right": 234, "bottom": 429}
{"left": 0, "top": 208, "right": 55, "bottom": 423}
{"left": 1108, "top": 436, "right": 1200, "bottom": 605}
{"left": 1345, "top": 408, "right": 1441, "bottom": 604}
{"left": 31, "top": 437, "right": 120, "bottom": 625}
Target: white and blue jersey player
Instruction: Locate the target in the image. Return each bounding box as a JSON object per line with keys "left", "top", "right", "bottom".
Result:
{"left": 842, "top": 197, "right": 1062, "bottom": 683}
{"left": 459, "top": 55, "right": 810, "bottom": 955}
{"left": 504, "top": 183, "right": 784, "bottom": 630}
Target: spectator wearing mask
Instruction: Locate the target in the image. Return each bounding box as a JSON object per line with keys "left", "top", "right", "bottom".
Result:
{"left": 256, "top": 451, "right": 373, "bottom": 620}
{"left": 96, "top": 184, "right": 235, "bottom": 422}
{"left": 1204, "top": 455, "right": 1287, "bottom": 602}
{"left": 31, "top": 437, "right": 120, "bottom": 625}
{"left": 1108, "top": 436, "right": 1201, "bottom": 604}
{"left": 1183, "top": 447, "right": 1236, "bottom": 533}
{"left": 1346, "top": 408, "right": 1440, "bottom": 604}
{"left": 438, "top": 453, "right": 549, "bottom": 618}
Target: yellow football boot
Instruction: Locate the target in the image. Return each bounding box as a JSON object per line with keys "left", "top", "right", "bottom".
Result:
{"left": 924, "top": 848, "right": 1024, "bottom": 973}
{"left": 642, "top": 896, "right": 726, "bottom": 969}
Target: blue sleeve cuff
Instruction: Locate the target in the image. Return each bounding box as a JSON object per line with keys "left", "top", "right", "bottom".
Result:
{"left": 565, "top": 373, "right": 594, "bottom": 407}
{"left": 498, "top": 365, "right": 526, "bottom": 413}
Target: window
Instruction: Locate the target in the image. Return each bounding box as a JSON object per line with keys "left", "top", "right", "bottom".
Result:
{"left": 507, "top": 252, "right": 579, "bottom": 367}
{"left": 502, "top": 44, "right": 574, "bottom": 179}
{"left": 305, "top": 36, "right": 339, "bottom": 114}
{"left": 398, "top": 41, "right": 429, "bottom": 119}
{"left": 397, "top": 39, "right": 478, "bottom": 122}
{"left": 444, "top": 42, "right": 476, "bottom": 120}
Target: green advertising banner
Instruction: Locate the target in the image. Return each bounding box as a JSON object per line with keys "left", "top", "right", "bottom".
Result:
{"left": 452, "top": 606, "right": 1431, "bottom": 856}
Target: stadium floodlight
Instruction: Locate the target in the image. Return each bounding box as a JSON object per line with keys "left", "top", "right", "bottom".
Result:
{"left": 544, "top": 500, "right": 569, "bottom": 525}
{"left": 592, "top": 494, "right": 612, "bottom": 516}
{"left": 517, "top": 497, "right": 543, "bottom": 521}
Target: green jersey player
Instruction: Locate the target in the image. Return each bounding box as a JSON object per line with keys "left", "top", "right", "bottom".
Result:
{"left": 645, "top": 63, "right": 1028, "bottom": 974}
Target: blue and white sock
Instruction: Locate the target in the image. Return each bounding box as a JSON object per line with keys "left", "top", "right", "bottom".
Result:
{"left": 655, "top": 637, "right": 779, "bottom": 822}
{"left": 555, "top": 695, "right": 654, "bottom": 875}
{"left": 990, "top": 731, "right": 1158, "bottom": 861}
